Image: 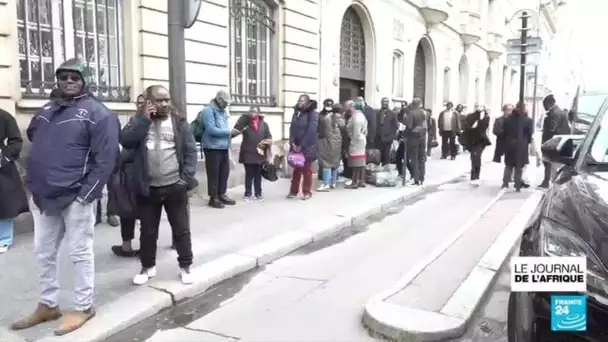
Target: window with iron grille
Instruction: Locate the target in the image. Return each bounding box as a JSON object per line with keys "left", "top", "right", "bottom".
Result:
{"left": 229, "top": 0, "right": 276, "bottom": 106}
{"left": 17, "top": 0, "right": 130, "bottom": 102}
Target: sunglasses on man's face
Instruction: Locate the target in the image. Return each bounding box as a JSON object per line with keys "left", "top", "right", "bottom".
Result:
{"left": 57, "top": 74, "right": 82, "bottom": 82}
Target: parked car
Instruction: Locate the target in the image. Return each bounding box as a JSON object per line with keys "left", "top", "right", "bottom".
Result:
{"left": 507, "top": 96, "right": 608, "bottom": 341}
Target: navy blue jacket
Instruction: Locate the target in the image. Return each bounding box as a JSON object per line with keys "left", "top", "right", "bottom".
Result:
{"left": 119, "top": 113, "right": 198, "bottom": 196}
{"left": 26, "top": 94, "right": 119, "bottom": 213}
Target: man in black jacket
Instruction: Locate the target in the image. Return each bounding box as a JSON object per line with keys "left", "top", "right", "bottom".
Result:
{"left": 376, "top": 97, "right": 398, "bottom": 165}
{"left": 539, "top": 94, "right": 570, "bottom": 188}
{"left": 355, "top": 96, "right": 377, "bottom": 149}
{"left": 405, "top": 98, "right": 428, "bottom": 185}
{"left": 119, "top": 85, "right": 198, "bottom": 286}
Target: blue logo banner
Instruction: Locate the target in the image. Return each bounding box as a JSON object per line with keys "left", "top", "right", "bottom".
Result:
{"left": 551, "top": 295, "right": 587, "bottom": 332}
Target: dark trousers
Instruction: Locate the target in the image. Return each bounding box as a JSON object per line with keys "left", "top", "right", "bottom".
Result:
{"left": 137, "top": 183, "right": 192, "bottom": 269}
{"left": 341, "top": 156, "right": 352, "bottom": 179}
{"left": 503, "top": 165, "right": 523, "bottom": 189}
{"left": 470, "top": 146, "right": 484, "bottom": 180}
{"left": 396, "top": 141, "right": 405, "bottom": 176}
{"left": 407, "top": 140, "right": 426, "bottom": 183}
{"left": 441, "top": 132, "right": 457, "bottom": 158}
{"left": 244, "top": 163, "right": 263, "bottom": 197}
{"left": 203, "top": 148, "right": 230, "bottom": 199}
{"left": 378, "top": 141, "right": 392, "bottom": 165}
{"left": 120, "top": 217, "right": 136, "bottom": 241}
{"left": 541, "top": 161, "right": 552, "bottom": 185}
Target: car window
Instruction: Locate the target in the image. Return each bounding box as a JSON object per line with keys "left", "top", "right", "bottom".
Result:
{"left": 588, "top": 110, "right": 608, "bottom": 163}
{"left": 576, "top": 94, "right": 607, "bottom": 116}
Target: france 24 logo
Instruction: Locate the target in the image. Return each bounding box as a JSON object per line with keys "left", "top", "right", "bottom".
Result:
{"left": 551, "top": 295, "right": 587, "bottom": 332}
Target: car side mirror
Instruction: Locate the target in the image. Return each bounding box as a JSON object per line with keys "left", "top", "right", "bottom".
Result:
{"left": 541, "top": 134, "right": 585, "bottom": 165}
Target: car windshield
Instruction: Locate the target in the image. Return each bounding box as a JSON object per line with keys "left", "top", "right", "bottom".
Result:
{"left": 573, "top": 94, "right": 607, "bottom": 133}
{"left": 575, "top": 93, "right": 607, "bottom": 116}
{"left": 588, "top": 111, "right": 608, "bottom": 163}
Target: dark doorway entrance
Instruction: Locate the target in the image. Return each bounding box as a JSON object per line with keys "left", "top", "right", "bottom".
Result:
{"left": 413, "top": 43, "right": 426, "bottom": 101}
{"left": 339, "top": 7, "right": 366, "bottom": 104}
{"left": 339, "top": 78, "right": 364, "bottom": 104}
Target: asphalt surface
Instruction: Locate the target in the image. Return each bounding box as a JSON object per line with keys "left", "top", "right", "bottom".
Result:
{"left": 106, "top": 164, "right": 511, "bottom": 342}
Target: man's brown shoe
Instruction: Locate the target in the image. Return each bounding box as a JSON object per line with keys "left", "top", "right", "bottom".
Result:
{"left": 10, "top": 303, "right": 61, "bottom": 330}
{"left": 54, "top": 308, "right": 96, "bottom": 336}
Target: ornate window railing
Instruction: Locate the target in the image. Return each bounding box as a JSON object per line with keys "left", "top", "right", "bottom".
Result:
{"left": 17, "top": 0, "right": 130, "bottom": 102}
{"left": 229, "top": 0, "right": 276, "bottom": 107}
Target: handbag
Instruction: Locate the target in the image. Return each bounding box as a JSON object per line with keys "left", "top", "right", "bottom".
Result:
{"left": 287, "top": 151, "right": 306, "bottom": 168}
{"left": 430, "top": 139, "right": 439, "bottom": 148}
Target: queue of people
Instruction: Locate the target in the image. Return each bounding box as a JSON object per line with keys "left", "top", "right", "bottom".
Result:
{"left": 0, "top": 56, "right": 568, "bottom": 337}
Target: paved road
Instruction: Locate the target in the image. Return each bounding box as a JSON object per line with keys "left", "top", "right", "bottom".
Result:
{"left": 106, "top": 163, "right": 510, "bottom": 342}
{"left": 0, "top": 149, "right": 476, "bottom": 341}
{"left": 449, "top": 250, "right": 513, "bottom": 342}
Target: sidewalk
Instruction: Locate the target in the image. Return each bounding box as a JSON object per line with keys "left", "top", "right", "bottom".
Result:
{"left": 362, "top": 173, "right": 544, "bottom": 341}
{"left": 0, "top": 152, "right": 476, "bottom": 342}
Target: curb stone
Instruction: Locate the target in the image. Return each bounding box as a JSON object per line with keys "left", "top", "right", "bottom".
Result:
{"left": 362, "top": 190, "right": 544, "bottom": 341}
{"left": 36, "top": 167, "right": 471, "bottom": 342}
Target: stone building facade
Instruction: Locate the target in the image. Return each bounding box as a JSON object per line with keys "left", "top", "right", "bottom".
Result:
{"left": 0, "top": 0, "right": 566, "bottom": 139}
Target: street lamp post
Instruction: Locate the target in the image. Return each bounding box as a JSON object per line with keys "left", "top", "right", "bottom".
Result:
{"left": 518, "top": 12, "right": 530, "bottom": 106}
{"left": 167, "top": 0, "right": 203, "bottom": 116}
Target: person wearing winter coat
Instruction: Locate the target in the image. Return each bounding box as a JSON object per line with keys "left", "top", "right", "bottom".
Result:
{"left": 437, "top": 102, "right": 460, "bottom": 159}
{"left": 340, "top": 103, "right": 353, "bottom": 180}
{"left": 375, "top": 97, "right": 399, "bottom": 165}
{"left": 13, "top": 58, "right": 119, "bottom": 335}
{"left": 233, "top": 106, "right": 272, "bottom": 200}
{"left": 539, "top": 94, "right": 570, "bottom": 188}
{"left": 493, "top": 104, "right": 513, "bottom": 163}
{"left": 462, "top": 108, "right": 491, "bottom": 185}
{"left": 317, "top": 99, "right": 343, "bottom": 191}
{"left": 346, "top": 101, "right": 368, "bottom": 189}
{"left": 405, "top": 98, "right": 428, "bottom": 185}
{"left": 355, "top": 96, "right": 377, "bottom": 150}
{"left": 110, "top": 94, "right": 145, "bottom": 258}
{"left": 119, "top": 85, "right": 198, "bottom": 286}
{"left": 502, "top": 103, "right": 534, "bottom": 191}
{"left": 288, "top": 95, "right": 319, "bottom": 200}
{"left": 0, "top": 108, "right": 28, "bottom": 254}
{"left": 425, "top": 108, "right": 437, "bottom": 157}
{"left": 199, "top": 90, "right": 236, "bottom": 208}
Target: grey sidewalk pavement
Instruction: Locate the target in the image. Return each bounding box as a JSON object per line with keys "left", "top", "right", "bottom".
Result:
{"left": 0, "top": 151, "right": 475, "bottom": 342}
{"left": 362, "top": 170, "right": 544, "bottom": 342}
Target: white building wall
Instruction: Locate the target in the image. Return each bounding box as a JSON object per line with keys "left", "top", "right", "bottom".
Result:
{"left": 0, "top": 0, "right": 569, "bottom": 136}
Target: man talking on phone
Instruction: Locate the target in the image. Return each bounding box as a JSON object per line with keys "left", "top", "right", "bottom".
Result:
{"left": 119, "top": 85, "right": 198, "bottom": 286}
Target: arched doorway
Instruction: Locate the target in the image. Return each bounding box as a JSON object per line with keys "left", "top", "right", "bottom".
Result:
{"left": 485, "top": 67, "right": 493, "bottom": 108}
{"left": 339, "top": 7, "right": 366, "bottom": 103}
{"left": 458, "top": 55, "right": 469, "bottom": 106}
{"left": 413, "top": 37, "right": 436, "bottom": 107}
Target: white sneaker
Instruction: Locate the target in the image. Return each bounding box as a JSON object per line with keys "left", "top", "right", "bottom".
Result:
{"left": 471, "top": 179, "right": 481, "bottom": 186}
{"left": 181, "top": 267, "right": 194, "bottom": 284}
{"left": 316, "top": 184, "right": 330, "bottom": 192}
{"left": 0, "top": 245, "right": 8, "bottom": 254}
{"left": 345, "top": 180, "right": 353, "bottom": 186}
{"left": 133, "top": 266, "right": 156, "bottom": 285}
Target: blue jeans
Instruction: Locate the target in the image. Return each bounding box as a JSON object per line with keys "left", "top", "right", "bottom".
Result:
{"left": 0, "top": 219, "right": 13, "bottom": 247}
{"left": 322, "top": 168, "right": 339, "bottom": 186}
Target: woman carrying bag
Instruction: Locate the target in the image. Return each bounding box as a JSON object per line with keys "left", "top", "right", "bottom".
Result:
{"left": 233, "top": 106, "right": 272, "bottom": 201}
